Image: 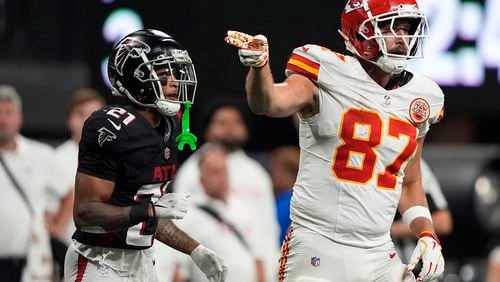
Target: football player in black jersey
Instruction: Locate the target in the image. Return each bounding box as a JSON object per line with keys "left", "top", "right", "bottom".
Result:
{"left": 64, "top": 29, "right": 227, "bottom": 281}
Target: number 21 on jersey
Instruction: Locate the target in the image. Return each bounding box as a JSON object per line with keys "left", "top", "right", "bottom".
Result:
{"left": 332, "top": 108, "right": 417, "bottom": 190}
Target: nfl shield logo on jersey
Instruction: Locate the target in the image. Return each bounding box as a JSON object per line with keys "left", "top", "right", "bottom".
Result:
{"left": 98, "top": 262, "right": 110, "bottom": 275}
{"left": 310, "top": 256, "right": 321, "bottom": 268}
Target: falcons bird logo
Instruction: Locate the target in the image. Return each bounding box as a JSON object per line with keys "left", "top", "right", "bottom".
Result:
{"left": 97, "top": 127, "right": 117, "bottom": 147}
{"left": 113, "top": 37, "right": 151, "bottom": 76}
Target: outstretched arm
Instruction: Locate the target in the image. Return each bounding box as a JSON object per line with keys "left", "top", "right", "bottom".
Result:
{"left": 247, "top": 67, "right": 318, "bottom": 117}
{"left": 226, "top": 30, "right": 318, "bottom": 117}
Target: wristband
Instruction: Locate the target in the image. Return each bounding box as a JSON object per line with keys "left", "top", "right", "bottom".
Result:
{"left": 402, "top": 206, "right": 432, "bottom": 227}
{"left": 419, "top": 231, "right": 441, "bottom": 245}
{"left": 129, "top": 203, "right": 151, "bottom": 225}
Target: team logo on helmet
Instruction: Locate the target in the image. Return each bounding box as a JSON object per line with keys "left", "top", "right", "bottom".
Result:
{"left": 409, "top": 98, "right": 430, "bottom": 124}
{"left": 344, "top": 0, "right": 364, "bottom": 13}
{"left": 114, "top": 37, "right": 151, "bottom": 76}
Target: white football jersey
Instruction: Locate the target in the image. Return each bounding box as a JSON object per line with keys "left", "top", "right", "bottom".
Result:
{"left": 285, "top": 45, "right": 444, "bottom": 248}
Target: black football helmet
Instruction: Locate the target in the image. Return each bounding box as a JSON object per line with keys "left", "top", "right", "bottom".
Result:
{"left": 108, "top": 29, "right": 197, "bottom": 116}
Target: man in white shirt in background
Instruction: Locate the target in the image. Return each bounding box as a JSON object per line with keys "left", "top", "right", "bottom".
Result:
{"left": 156, "top": 144, "right": 258, "bottom": 281}
{"left": 53, "top": 88, "right": 106, "bottom": 245}
{"left": 0, "top": 84, "right": 71, "bottom": 281}
{"left": 174, "top": 101, "right": 280, "bottom": 281}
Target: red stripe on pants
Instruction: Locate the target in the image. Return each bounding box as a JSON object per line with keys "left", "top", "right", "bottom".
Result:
{"left": 76, "top": 254, "right": 88, "bottom": 282}
{"left": 279, "top": 225, "right": 294, "bottom": 281}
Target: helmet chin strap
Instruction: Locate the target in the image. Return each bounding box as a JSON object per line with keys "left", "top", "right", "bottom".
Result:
{"left": 155, "top": 100, "right": 180, "bottom": 116}
{"left": 375, "top": 56, "right": 407, "bottom": 74}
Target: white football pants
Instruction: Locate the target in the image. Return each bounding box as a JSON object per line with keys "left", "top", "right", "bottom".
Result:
{"left": 64, "top": 240, "right": 159, "bottom": 282}
{"left": 279, "top": 224, "right": 415, "bottom": 282}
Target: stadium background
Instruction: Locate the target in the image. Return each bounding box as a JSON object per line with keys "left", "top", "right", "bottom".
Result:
{"left": 1, "top": 0, "right": 499, "bottom": 280}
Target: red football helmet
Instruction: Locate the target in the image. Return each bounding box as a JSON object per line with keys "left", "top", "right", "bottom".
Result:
{"left": 340, "top": 0, "right": 428, "bottom": 64}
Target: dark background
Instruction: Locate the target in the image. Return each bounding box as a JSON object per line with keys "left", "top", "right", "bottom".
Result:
{"left": 0, "top": 0, "right": 498, "bottom": 147}
{"left": 1, "top": 0, "right": 345, "bottom": 149}
{"left": 0, "top": 1, "right": 499, "bottom": 279}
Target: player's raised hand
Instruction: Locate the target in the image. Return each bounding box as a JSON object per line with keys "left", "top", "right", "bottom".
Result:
{"left": 153, "top": 193, "right": 190, "bottom": 220}
{"left": 225, "top": 30, "right": 269, "bottom": 68}
{"left": 407, "top": 232, "right": 445, "bottom": 281}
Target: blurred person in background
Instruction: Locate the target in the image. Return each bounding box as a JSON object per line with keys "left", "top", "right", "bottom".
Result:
{"left": 0, "top": 84, "right": 70, "bottom": 281}
{"left": 156, "top": 144, "right": 259, "bottom": 281}
{"left": 267, "top": 146, "right": 300, "bottom": 245}
{"left": 174, "top": 101, "right": 280, "bottom": 281}
{"left": 64, "top": 29, "right": 226, "bottom": 281}
{"left": 391, "top": 158, "right": 453, "bottom": 263}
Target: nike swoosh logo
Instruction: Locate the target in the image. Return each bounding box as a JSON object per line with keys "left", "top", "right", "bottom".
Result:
{"left": 107, "top": 118, "right": 121, "bottom": 130}
{"left": 389, "top": 252, "right": 396, "bottom": 259}
{"left": 302, "top": 46, "right": 309, "bottom": 53}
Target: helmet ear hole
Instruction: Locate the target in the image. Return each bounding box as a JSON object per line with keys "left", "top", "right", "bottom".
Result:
{"left": 354, "top": 32, "right": 365, "bottom": 42}
{"left": 361, "top": 39, "right": 379, "bottom": 59}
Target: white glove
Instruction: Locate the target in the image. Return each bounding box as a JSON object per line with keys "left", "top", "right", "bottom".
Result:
{"left": 153, "top": 193, "right": 189, "bottom": 220}
{"left": 407, "top": 233, "right": 445, "bottom": 281}
{"left": 190, "top": 244, "right": 228, "bottom": 282}
{"left": 225, "top": 30, "right": 269, "bottom": 68}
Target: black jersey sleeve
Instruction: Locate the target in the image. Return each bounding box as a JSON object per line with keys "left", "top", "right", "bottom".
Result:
{"left": 77, "top": 111, "right": 125, "bottom": 181}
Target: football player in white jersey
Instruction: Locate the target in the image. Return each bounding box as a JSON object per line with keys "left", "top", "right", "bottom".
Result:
{"left": 225, "top": 0, "right": 444, "bottom": 281}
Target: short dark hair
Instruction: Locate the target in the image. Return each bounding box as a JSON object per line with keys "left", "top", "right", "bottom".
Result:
{"left": 199, "top": 96, "right": 251, "bottom": 135}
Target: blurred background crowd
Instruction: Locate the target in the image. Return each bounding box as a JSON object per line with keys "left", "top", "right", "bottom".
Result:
{"left": 0, "top": 0, "right": 499, "bottom": 281}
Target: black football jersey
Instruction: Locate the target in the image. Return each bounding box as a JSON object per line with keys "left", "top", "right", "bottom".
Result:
{"left": 74, "top": 104, "right": 178, "bottom": 250}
